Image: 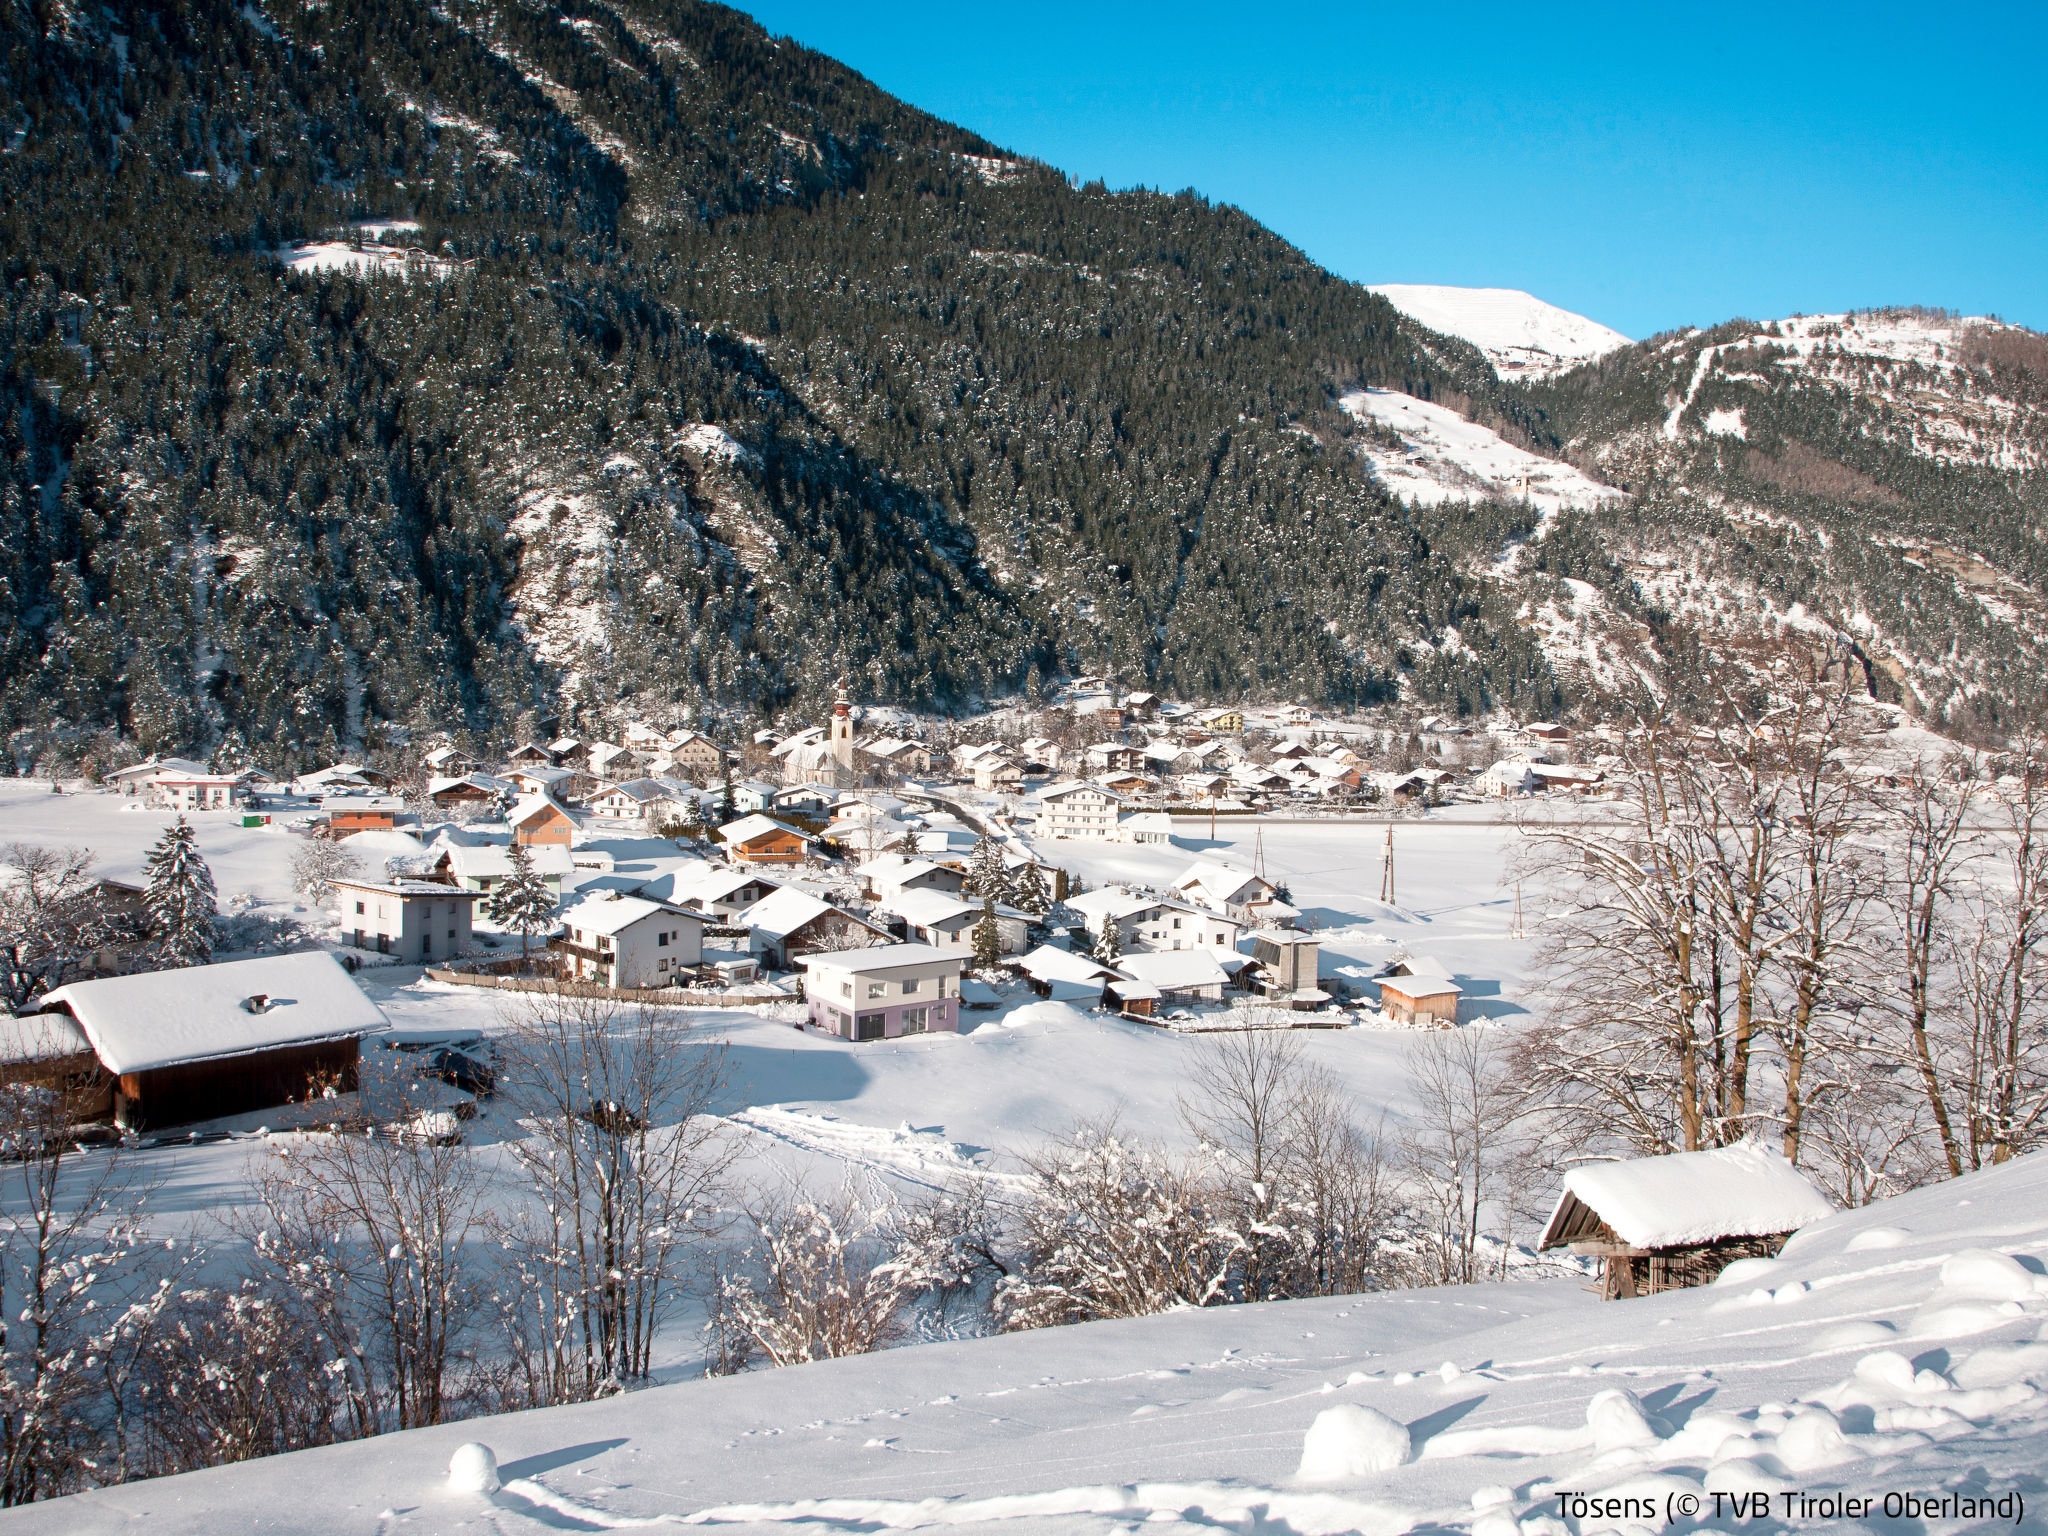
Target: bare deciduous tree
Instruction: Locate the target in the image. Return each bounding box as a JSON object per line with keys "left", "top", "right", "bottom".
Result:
{"left": 0, "top": 845, "right": 115, "bottom": 1011}
{"left": 496, "top": 992, "right": 734, "bottom": 1400}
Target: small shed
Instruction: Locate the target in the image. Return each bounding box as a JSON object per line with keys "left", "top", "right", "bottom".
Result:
{"left": 38, "top": 952, "right": 388, "bottom": 1131}
{"left": 1377, "top": 958, "right": 1462, "bottom": 1025}
{"left": 0, "top": 1012, "right": 111, "bottom": 1120}
{"left": 1539, "top": 1142, "right": 1836, "bottom": 1299}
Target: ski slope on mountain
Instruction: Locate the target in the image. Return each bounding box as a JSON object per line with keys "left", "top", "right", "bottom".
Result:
{"left": 1368, "top": 286, "right": 1632, "bottom": 379}
{"left": 1340, "top": 389, "right": 1626, "bottom": 518}
{"left": 31, "top": 1144, "right": 2048, "bottom": 1535}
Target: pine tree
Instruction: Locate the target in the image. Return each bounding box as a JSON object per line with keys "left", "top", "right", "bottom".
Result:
{"left": 144, "top": 816, "right": 216, "bottom": 967}
{"left": 1013, "top": 862, "right": 1051, "bottom": 917}
{"left": 966, "top": 835, "right": 1012, "bottom": 904}
{"left": 488, "top": 842, "right": 559, "bottom": 972}
{"left": 972, "top": 896, "right": 1002, "bottom": 971}
{"left": 1094, "top": 913, "right": 1123, "bottom": 965}
{"left": 720, "top": 760, "right": 738, "bottom": 827}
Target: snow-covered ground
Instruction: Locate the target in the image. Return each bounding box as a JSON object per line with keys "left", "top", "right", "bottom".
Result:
{"left": 1368, "top": 285, "right": 1632, "bottom": 380}
{"left": 1339, "top": 389, "right": 1626, "bottom": 523}
{"left": 30, "top": 1128, "right": 2048, "bottom": 1534}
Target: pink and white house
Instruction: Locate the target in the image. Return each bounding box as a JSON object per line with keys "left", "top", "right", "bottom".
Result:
{"left": 799, "top": 943, "right": 964, "bottom": 1042}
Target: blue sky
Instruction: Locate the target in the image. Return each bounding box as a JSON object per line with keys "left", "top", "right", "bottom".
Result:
{"left": 734, "top": 3, "right": 2047, "bottom": 340}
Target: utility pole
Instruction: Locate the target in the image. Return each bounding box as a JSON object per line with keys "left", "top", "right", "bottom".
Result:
{"left": 1379, "top": 824, "right": 1395, "bottom": 905}
{"left": 1253, "top": 827, "right": 1267, "bottom": 882}
{"left": 1511, "top": 880, "right": 1525, "bottom": 940}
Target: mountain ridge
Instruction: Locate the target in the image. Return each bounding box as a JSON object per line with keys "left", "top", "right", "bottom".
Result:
{"left": 1, "top": 0, "right": 2043, "bottom": 767}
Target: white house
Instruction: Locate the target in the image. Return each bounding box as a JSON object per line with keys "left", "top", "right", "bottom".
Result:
{"left": 637, "top": 864, "right": 780, "bottom": 921}
{"left": 1173, "top": 860, "right": 1297, "bottom": 924}
{"left": 800, "top": 944, "right": 965, "bottom": 1041}
{"left": 1066, "top": 887, "right": 1243, "bottom": 955}
{"left": 1115, "top": 811, "right": 1179, "bottom": 845}
{"left": 857, "top": 853, "right": 966, "bottom": 905}
{"left": 588, "top": 776, "right": 697, "bottom": 824}
{"left": 552, "top": 892, "right": 704, "bottom": 989}
{"left": 1035, "top": 780, "right": 1126, "bottom": 840}
{"left": 1481, "top": 760, "right": 1539, "bottom": 798}
{"left": 105, "top": 756, "right": 207, "bottom": 791}
{"left": 881, "top": 889, "right": 1030, "bottom": 956}
{"left": 331, "top": 877, "right": 483, "bottom": 964}
{"left": 1013, "top": 944, "right": 1120, "bottom": 1003}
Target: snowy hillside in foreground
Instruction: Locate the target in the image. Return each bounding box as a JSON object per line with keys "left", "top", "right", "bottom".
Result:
{"left": 1340, "top": 388, "right": 1626, "bottom": 519}
{"left": 1370, "top": 285, "right": 1632, "bottom": 380}
{"left": 33, "top": 1147, "right": 2048, "bottom": 1534}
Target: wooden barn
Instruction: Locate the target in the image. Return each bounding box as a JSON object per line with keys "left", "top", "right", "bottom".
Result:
{"left": 0, "top": 1012, "right": 113, "bottom": 1121}
{"left": 36, "top": 952, "right": 389, "bottom": 1132}
{"left": 1376, "top": 957, "right": 1462, "bottom": 1025}
{"left": 1539, "top": 1142, "right": 1836, "bottom": 1299}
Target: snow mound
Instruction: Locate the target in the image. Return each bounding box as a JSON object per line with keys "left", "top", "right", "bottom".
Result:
{"left": 1340, "top": 389, "right": 1625, "bottom": 517}
{"left": 1368, "top": 284, "right": 1632, "bottom": 379}
{"left": 1298, "top": 1404, "right": 1413, "bottom": 1480}
{"left": 997, "top": 1000, "right": 1096, "bottom": 1031}
{"left": 447, "top": 1442, "right": 499, "bottom": 1493}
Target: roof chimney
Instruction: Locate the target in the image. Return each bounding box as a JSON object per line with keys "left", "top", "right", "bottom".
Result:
{"left": 242, "top": 993, "right": 270, "bottom": 1014}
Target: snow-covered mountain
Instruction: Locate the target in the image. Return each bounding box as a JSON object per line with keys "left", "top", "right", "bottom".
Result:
{"left": 1367, "top": 285, "right": 1633, "bottom": 380}
{"left": 31, "top": 1144, "right": 2048, "bottom": 1535}
{"left": 1339, "top": 388, "right": 1625, "bottom": 516}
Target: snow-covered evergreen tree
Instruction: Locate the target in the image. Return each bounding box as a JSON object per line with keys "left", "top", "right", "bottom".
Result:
{"left": 1012, "top": 862, "right": 1051, "bottom": 918}
{"left": 144, "top": 816, "right": 216, "bottom": 967}
{"left": 965, "top": 835, "right": 1013, "bottom": 904}
{"left": 972, "top": 896, "right": 1002, "bottom": 971}
{"left": 1094, "top": 913, "right": 1123, "bottom": 965}
{"left": 488, "top": 842, "right": 558, "bottom": 971}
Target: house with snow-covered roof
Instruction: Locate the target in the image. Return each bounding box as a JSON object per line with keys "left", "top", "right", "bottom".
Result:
{"left": 1539, "top": 1142, "right": 1834, "bottom": 1300}
{"left": 715, "top": 813, "right": 815, "bottom": 865}
{"left": 880, "top": 889, "right": 1030, "bottom": 956}
{"left": 1114, "top": 949, "right": 1229, "bottom": 1003}
{"left": 1013, "top": 944, "right": 1121, "bottom": 1002}
{"left": 552, "top": 891, "right": 703, "bottom": 989}
{"left": 38, "top": 952, "right": 388, "bottom": 1131}
{"left": 638, "top": 864, "right": 779, "bottom": 921}
{"left": 1065, "top": 888, "right": 1242, "bottom": 957}
{"left": 441, "top": 842, "right": 574, "bottom": 895}
{"left": 510, "top": 793, "right": 576, "bottom": 848}
{"left": 743, "top": 888, "right": 889, "bottom": 971}
{"left": 1173, "top": 861, "right": 1280, "bottom": 923}
{"left": 857, "top": 853, "right": 966, "bottom": 905}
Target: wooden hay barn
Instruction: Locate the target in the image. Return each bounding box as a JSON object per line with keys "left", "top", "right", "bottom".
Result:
{"left": 37, "top": 952, "right": 389, "bottom": 1132}
{"left": 1539, "top": 1142, "right": 1835, "bottom": 1300}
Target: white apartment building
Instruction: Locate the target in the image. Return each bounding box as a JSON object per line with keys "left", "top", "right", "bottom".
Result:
{"left": 1034, "top": 780, "right": 1126, "bottom": 840}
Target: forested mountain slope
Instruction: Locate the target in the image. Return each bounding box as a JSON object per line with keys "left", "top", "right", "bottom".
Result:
{"left": 0, "top": 0, "right": 1558, "bottom": 768}
{"left": 4, "top": 0, "right": 2043, "bottom": 767}
{"left": 1509, "top": 310, "right": 2048, "bottom": 734}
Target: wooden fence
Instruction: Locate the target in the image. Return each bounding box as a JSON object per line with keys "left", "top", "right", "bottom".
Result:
{"left": 423, "top": 965, "right": 790, "bottom": 1008}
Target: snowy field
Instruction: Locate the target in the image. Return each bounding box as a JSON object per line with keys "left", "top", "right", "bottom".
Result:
{"left": 26, "top": 1135, "right": 2048, "bottom": 1535}
{"left": 0, "top": 784, "right": 1543, "bottom": 1342}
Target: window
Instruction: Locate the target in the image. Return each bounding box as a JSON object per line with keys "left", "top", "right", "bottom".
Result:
{"left": 856, "top": 1012, "right": 886, "bottom": 1041}
{"left": 901, "top": 1007, "right": 928, "bottom": 1034}
{"left": 355, "top": 901, "right": 365, "bottom": 915}
{"left": 867, "top": 980, "right": 886, "bottom": 999}
{"left": 902, "top": 978, "right": 919, "bottom": 995}
{"left": 1173, "top": 917, "right": 1182, "bottom": 929}
{"left": 657, "top": 930, "right": 669, "bottom": 947}
{"left": 840, "top": 981, "right": 853, "bottom": 999}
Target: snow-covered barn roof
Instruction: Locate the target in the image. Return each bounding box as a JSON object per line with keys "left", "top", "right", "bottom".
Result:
{"left": 42, "top": 953, "right": 388, "bottom": 1076}
{"left": 1540, "top": 1142, "right": 1835, "bottom": 1252}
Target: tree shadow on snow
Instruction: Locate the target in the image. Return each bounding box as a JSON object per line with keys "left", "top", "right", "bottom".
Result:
{"left": 1640, "top": 1382, "right": 1716, "bottom": 1428}
{"left": 499, "top": 1439, "right": 630, "bottom": 1482}
{"left": 1405, "top": 1394, "right": 1487, "bottom": 1450}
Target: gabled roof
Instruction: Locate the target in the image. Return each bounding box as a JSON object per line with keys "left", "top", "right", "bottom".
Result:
{"left": 42, "top": 953, "right": 388, "bottom": 1076}
{"left": 882, "top": 888, "right": 1003, "bottom": 928}
{"left": 557, "top": 891, "right": 699, "bottom": 937}
{"left": 444, "top": 843, "right": 575, "bottom": 879}
{"left": 717, "top": 813, "right": 816, "bottom": 847}
{"left": 1015, "top": 944, "right": 1118, "bottom": 986}
{"left": 643, "top": 864, "right": 775, "bottom": 907}
{"left": 1539, "top": 1142, "right": 1835, "bottom": 1252}
{"left": 744, "top": 890, "right": 889, "bottom": 951}
{"left": 1175, "top": 861, "right": 1272, "bottom": 903}
{"left": 1115, "top": 950, "right": 1229, "bottom": 990}
{"left": 509, "top": 793, "right": 573, "bottom": 828}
